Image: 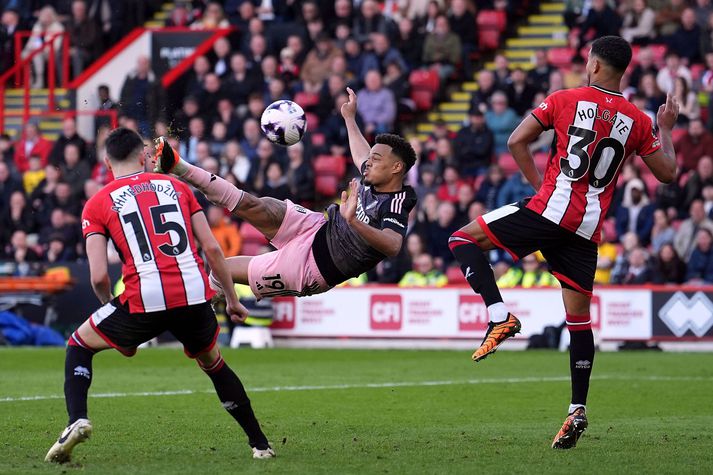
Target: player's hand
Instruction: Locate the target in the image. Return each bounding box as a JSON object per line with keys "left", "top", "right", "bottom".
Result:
{"left": 340, "top": 87, "right": 358, "bottom": 120}
{"left": 656, "top": 94, "right": 679, "bottom": 131}
{"left": 226, "top": 297, "right": 249, "bottom": 323}
{"left": 339, "top": 178, "right": 360, "bottom": 223}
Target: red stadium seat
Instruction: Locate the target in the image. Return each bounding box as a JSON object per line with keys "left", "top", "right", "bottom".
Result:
{"left": 315, "top": 175, "right": 339, "bottom": 197}
{"left": 409, "top": 69, "right": 440, "bottom": 111}
{"left": 497, "top": 153, "right": 520, "bottom": 176}
{"left": 410, "top": 89, "right": 434, "bottom": 111}
{"left": 305, "top": 112, "right": 319, "bottom": 130}
{"left": 548, "top": 47, "right": 575, "bottom": 68}
{"left": 477, "top": 10, "right": 507, "bottom": 32}
{"left": 313, "top": 155, "right": 346, "bottom": 178}
{"left": 446, "top": 266, "right": 467, "bottom": 284}
{"left": 293, "top": 91, "right": 320, "bottom": 109}
{"left": 649, "top": 44, "right": 667, "bottom": 66}
{"left": 311, "top": 132, "right": 326, "bottom": 148}
{"left": 239, "top": 222, "right": 269, "bottom": 256}
{"left": 691, "top": 63, "right": 706, "bottom": 83}
{"left": 602, "top": 217, "right": 617, "bottom": 241}
{"left": 478, "top": 29, "right": 501, "bottom": 51}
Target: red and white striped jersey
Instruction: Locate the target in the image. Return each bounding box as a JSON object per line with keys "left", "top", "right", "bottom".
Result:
{"left": 528, "top": 85, "right": 661, "bottom": 243}
{"left": 81, "top": 172, "right": 214, "bottom": 313}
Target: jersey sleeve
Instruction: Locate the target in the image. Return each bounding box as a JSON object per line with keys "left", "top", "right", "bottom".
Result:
{"left": 81, "top": 195, "right": 107, "bottom": 239}
{"left": 530, "top": 90, "right": 561, "bottom": 130}
{"left": 378, "top": 189, "right": 417, "bottom": 236}
{"left": 637, "top": 112, "right": 662, "bottom": 157}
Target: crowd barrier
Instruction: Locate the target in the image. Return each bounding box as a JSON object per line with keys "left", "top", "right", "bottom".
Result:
{"left": 270, "top": 286, "right": 713, "bottom": 343}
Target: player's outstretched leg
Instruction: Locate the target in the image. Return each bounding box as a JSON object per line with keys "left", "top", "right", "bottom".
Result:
{"left": 552, "top": 289, "right": 594, "bottom": 449}
{"left": 196, "top": 348, "right": 275, "bottom": 459}
{"left": 448, "top": 223, "right": 521, "bottom": 362}
{"left": 154, "top": 137, "right": 286, "bottom": 240}
{"left": 45, "top": 333, "right": 97, "bottom": 463}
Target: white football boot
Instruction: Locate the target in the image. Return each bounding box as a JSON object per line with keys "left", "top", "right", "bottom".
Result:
{"left": 45, "top": 418, "right": 93, "bottom": 463}
{"left": 252, "top": 446, "right": 276, "bottom": 459}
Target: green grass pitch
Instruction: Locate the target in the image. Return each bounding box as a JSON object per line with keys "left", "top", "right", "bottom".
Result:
{"left": 1, "top": 348, "right": 712, "bottom": 474}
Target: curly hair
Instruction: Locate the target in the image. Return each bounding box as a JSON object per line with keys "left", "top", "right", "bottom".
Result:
{"left": 590, "top": 36, "right": 632, "bottom": 73}
{"left": 375, "top": 133, "right": 417, "bottom": 172}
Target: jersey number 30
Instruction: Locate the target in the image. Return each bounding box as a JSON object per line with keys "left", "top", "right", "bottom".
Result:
{"left": 561, "top": 125, "right": 626, "bottom": 188}
{"left": 123, "top": 204, "right": 188, "bottom": 261}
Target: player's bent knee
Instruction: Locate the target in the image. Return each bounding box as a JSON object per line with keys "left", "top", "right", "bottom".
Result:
{"left": 195, "top": 345, "right": 223, "bottom": 373}
{"left": 73, "top": 320, "right": 111, "bottom": 352}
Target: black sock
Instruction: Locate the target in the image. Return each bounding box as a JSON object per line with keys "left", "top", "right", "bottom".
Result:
{"left": 203, "top": 358, "right": 269, "bottom": 449}
{"left": 64, "top": 344, "right": 94, "bottom": 424}
{"left": 449, "top": 231, "right": 504, "bottom": 306}
{"left": 567, "top": 314, "right": 595, "bottom": 407}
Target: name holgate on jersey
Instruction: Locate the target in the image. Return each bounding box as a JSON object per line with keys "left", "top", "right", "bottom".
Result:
{"left": 575, "top": 104, "right": 630, "bottom": 134}
{"left": 111, "top": 182, "right": 182, "bottom": 213}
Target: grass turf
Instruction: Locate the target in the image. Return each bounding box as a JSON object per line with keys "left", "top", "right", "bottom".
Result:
{"left": 1, "top": 348, "right": 712, "bottom": 474}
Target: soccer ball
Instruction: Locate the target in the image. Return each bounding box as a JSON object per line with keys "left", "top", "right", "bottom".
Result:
{"left": 260, "top": 100, "right": 307, "bottom": 146}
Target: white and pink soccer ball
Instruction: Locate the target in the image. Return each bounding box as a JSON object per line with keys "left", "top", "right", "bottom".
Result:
{"left": 260, "top": 100, "right": 307, "bottom": 146}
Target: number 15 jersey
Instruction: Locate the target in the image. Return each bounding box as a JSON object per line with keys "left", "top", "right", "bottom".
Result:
{"left": 528, "top": 85, "right": 661, "bottom": 243}
{"left": 81, "top": 172, "right": 214, "bottom": 313}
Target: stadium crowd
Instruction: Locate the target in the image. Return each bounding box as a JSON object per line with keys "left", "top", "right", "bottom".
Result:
{"left": 1, "top": 0, "right": 713, "bottom": 287}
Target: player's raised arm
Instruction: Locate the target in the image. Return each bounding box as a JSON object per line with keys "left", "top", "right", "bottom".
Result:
{"left": 340, "top": 179, "right": 403, "bottom": 257}
{"left": 642, "top": 94, "right": 679, "bottom": 184}
{"left": 507, "top": 114, "right": 545, "bottom": 191}
{"left": 191, "top": 211, "right": 249, "bottom": 323}
{"left": 85, "top": 234, "right": 112, "bottom": 305}
{"left": 341, "top": 87, "right": 371, "bottom": 170}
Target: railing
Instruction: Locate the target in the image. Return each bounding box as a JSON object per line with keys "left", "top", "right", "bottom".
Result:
{"left": 0, "top": 31, "right": 70, "bottom": 134}
{"left": 0, "top": 108, "right": 118, "bottom": 140}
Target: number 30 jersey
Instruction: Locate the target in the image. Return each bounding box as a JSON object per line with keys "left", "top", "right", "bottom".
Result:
{"left": 528, "top": 85, "right": 661, "bottom": 243}
{"left": 81, "top": 172, "right": 214, "bottom": 313}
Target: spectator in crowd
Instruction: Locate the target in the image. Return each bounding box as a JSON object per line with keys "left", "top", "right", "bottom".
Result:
{"left": 259, "top": 161, "right": 291, "bottom": 201}
{"left": 0, "top": 8, "right": 21, "bottom": 74}
{"left": 45, "top": 181, "right": 81, "bottom": 222}
{"left": 119, "top": 55, "right": 164, "bottom": 137}
{"left": 656, "top": 0, "right": 688, "bottom": 37}
{"left": 413, "top": 191, "right": 439, "bottom": 237}
{"left": 422, "top": 14, "right": 461, "bottom": 81}
{"left": 22, "top": 5, "right": 64, "bottom": 88}
{"left": 38, "top": 208, "right": 79, "bottom": 250}
{"left": 14, "top": 122, "right": 52, "bottom": 173}
{"left": 3, "top": 230, "right": 40, "bottom": 265}
{"left": 395, "top": 16, "right": 423, "bottom": 70}
{"left": 615, "top": 178, "right": 655, "bottom": 246}
{"left": 240, "top": 118, "right": 261, "bottom": 161}
{"left": 427, "top": 201, "right": 458, "bottom": 267}
{"left": 563, "top": 55, "right": 587, "bottom": 89}
{"left": 44, "top": 234, "right": 75, "bottom": 263}
{"left": 436, "top": 165, "right": 464, "bottom": 204}
{"left": 673, "top": 76, "right": 700, "bottom": 124}
{"left": 595, "top": 228, "right": 619, "bottom": 284}
{"left": 357, "top": 71, "right": 396, "bottom": 135}
{"left": 701, "top": 13, "right": 713, "bottom": 56}
{"left": 29, "top": 163, "right": 60, "bottom": 213}
{"left": 527, "top": 50, "right": 555, "bottom": 93}
{"left": 414, "top": 163, "right": 437, "bottom": 204}
{"left": 498, "top": 253, "right": 559, "bottom": 288}
{"left": 683, "top": 155, "right": 713, "bottom": 210}
{"left": 651, "top": 208, "right": 677, "bottom": 253}
{"left": 493, "top": 54, "right": 512, "bottom": 90}
{"left": 0, "top": 133, "right": 15, "bottom": 172}
{"left": 48, "top": 117, "right": 87, "bottom": 166}
{"left": 179, "top": 117, "right": 207, "bottom": 165}
{"left": 353, "top": 0, "right": 396, "bottom": 44}
{"left": 685, "top": 228, "right": 713, "bottom": 283}
{"left": 0, "top": 161, "right": 22, "bottom": 213}
{"left": 696, "top": 0, "right": 713, "bottom": 28}
{"left": 485, "top": 91, "right": 520, "bottom": 155}
{"left": 674, "top": 119, "right": 713, "bottom": 172}
{"left": 66, "top": 0, "right": 101, "bottom": 78}
{"left": 225, "top": 53, "right": 258, "bottom": 108}
{"left": 629, "top": 47, "right": 658, "bottom": 92}
{"left": 506, "top": 67, "right": 538, "bottom": 116}
{"left": 656, "top": 51, "right": 692, "bottom": 95}
{"left": 399, "top": 253, "right": 448, "bottom": 287}
{"left": 470, "top": 70, "right": 500, "bottom": 113}
{"left": 417, "top": 0, "right": 443, "bottom": 35}
{"left": 640, "top": 73, "right": 666, "bottom": 114}
{"left": 1, "top": 190, "right": 35, "bottom": 246}
{"left": 621, "top": 0, "right": 656, "bottom": 45}
{"left": 497, "top": 171, "right": 534, "bottom": 208}
{"left": 674, "top": 199, "right": 713, "bottom": 260}
{"left": 703, "top": 184, "right": 713, "bottom": 218}
{"left": 364, "top": 32, "right": 408, "bottom": 76}
{"left": 95, "top": 84, "right": 117, "bottom": 133}
{"left": 191, "top": 1, "right": 229, "bottom": 29}
{"left": 613, "top": 247, "right": 653, "bottom": 284}
{"left": 206, "top": 205, "right": 242, "bottom": 257}
{"left": 301, "top": 34, "right": 343, "bottom": 93}
{"left": 476, "top": 164, "right": 506, "bottom": 212}
{"left": 454, "top": 183, "right": 475, "bottom": 228}
{"left": 652, "top": 242, "right": 686, "bottom": 284}
{"left": 669, "top": 8, "right": 702, "bottom": 65}
{"left": 59, "top": 143, "right": 91, "bottom": 199}
{"left": 577, "top": 0, "right": 622, "bottom": 47}
{"left": 22, "top": 155, "right": 45, "bottom": 195}
{"left": 286, "top": 142, "right": 314, "bottom": 206}
{"left": 453, "top": 108, "right": 494, "bottom": 177}
{"left": 209, "top": 36, "right": 231, "bottom": 78}
{"left": 424, "top": 119, "right": 455, "bottom": 158}
{"left": 447, "top": 0, "right": 476, "bottom": 77}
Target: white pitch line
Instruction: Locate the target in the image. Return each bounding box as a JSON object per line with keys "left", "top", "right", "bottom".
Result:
{"left": 1, "top": 374, "right": 711, "bottom": 404}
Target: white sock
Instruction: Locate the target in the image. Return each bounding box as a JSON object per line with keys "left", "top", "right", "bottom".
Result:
{"left": 568, "top": 404, "right": 585, "bottom": 415}
{"left": 488, "top": 302, "right": 508, "bottom": 323}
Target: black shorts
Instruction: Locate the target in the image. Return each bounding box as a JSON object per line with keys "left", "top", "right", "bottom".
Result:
{"left": 88, "top": 297, "right": 219, "bottom": 357}
{"left": 477, "top": 200, "right": 598, "bottom": 296}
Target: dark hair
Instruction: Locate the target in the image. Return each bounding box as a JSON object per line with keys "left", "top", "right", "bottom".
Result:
{"left": 376, "top": 133, "right": 417, "bottom": 172}
{"left": 105, "top": 127, "right": 144, "bottom": 162}
{"left": 590, "top": 36, "right": 632, "bottom": 73}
